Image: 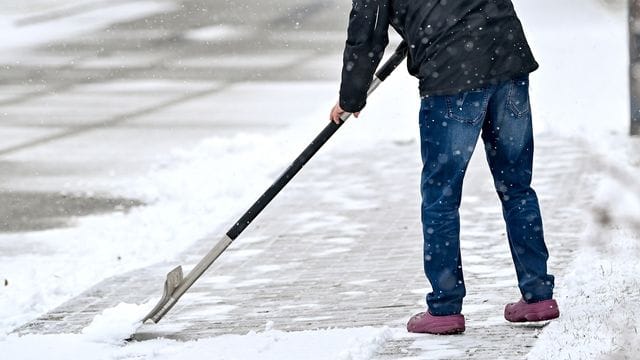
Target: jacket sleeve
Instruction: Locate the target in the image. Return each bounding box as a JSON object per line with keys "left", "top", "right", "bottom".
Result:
{"left": 339, "top": 0, "right": 390, "bottom": 113}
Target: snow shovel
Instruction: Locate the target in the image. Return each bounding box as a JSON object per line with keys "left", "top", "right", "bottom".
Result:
{"left": 142, "top": 41, "right": 409, "bottom": 324}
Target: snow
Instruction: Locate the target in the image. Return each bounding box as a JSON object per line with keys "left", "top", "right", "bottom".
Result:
{"left": 528, "top": 229, "right": 640, "bottom": 359}
{"left": 0, "top": 0, "right": 639, "bottom": 358}
{"left": 3, "top": 317, "right": 394, "bottom": 360}
{"left": 0, "top": 1, "right": 94, "bottom": 16}
{"left": 0, "top": 1, "right": 177, "bottom": 51}
{"left": 168, "top": 52, "right": 313, "bottom": 69}
{"left": 80, "top": 302, "right": 153, "bottom": 344}
{"left": 184, "top": 24, "right": 248, "bottom": 42}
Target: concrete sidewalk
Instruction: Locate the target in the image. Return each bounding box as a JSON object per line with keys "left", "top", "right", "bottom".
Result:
{"left": 15, "top": 132, "right": 592, "bottom": 359}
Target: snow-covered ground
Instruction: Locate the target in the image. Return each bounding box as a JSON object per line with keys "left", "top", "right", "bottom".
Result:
{"left": 3, "top": 301, "right": 396, "bottom": 360}
{"left": 1, "top": 0, "right": 639, "bottom": 359}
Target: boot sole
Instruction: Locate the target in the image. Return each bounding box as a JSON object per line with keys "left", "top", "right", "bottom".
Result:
{"left": 410, "top": 327, "right": 466, "bottom": 335}
{"left": 522, "top": 309, "right": 560, "bottom": 322}
{"left": 505, "top": 305, "right": 560, "bottom": 323}
{"left": 408, "top": 324, "right": 466, "bottom": 335}
{"left": 430, "top": 326, "right": 465, "bottom": 335}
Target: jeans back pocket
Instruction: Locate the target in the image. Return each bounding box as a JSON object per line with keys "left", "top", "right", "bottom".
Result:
{"left": 445, "top": 89, "right": 488, "bottom": 125}
{"left": 507, "top": 75, "right": 531, "bottom": 118}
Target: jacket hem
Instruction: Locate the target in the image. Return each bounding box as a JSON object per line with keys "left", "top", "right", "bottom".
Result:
{"left": 418, "top": 65, "right": 539, "bottom": 98}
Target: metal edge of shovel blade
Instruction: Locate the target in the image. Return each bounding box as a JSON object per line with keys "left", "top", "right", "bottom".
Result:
{"left": 142, "top": 265, "right": 184, "bottom": 323}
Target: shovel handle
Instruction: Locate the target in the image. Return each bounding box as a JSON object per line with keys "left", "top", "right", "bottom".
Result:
{"left": 226, "top": 41, "right": 408, "bottom": 240}
{"left": 375, "top": 41, "right": 408, "bottom": 81}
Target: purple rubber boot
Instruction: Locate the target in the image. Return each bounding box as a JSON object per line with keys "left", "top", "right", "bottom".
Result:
{"left": 504, "top": 299, "right": 560, "bottom": 322}
{"left": 407, "top": 311, "right": 465, "bottom": 335}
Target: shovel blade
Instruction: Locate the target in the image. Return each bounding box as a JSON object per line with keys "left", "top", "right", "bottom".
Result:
{"left": 142, "top": 265, "right": 184, "bottom": 324}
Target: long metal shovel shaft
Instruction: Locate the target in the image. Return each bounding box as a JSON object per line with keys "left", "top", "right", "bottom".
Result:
{"left": 143, "top": 41, "right": 408, "bottom": 324}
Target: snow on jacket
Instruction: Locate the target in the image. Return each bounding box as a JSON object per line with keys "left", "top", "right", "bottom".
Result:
{"left": 339, "top": 0, "right": 538, "bottom": 113}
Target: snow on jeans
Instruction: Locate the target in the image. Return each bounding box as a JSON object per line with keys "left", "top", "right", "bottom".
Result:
{"left": 418, "top": 75, "right": 555, "bottom": 316}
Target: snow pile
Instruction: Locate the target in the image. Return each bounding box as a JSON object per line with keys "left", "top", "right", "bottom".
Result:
{"left": 2, "top": 302, "right": 146, "bottom": 359}
{"left": 81, "top": 302, "right": 152, "bottom": 344}
{"left": 529, "top": 216, "right": 640, "bottom": 359}
{"left": 2, "top": 322, "right": 395, "bottom": 360}
{"left": 2, "top": 334, "right": 112, "bottom": 360}
{"left": 119, "top": 326, "right": 393, "bottom": 360}
{"left": 337, "top": 327, "right": 393, "bottom": 360}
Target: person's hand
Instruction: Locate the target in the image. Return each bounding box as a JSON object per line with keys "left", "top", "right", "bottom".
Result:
{"left": 330, "top": 102, "right": 360, "bottom": 124}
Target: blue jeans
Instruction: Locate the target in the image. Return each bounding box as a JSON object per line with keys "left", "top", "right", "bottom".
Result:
{"left": 418, "top": 75, "right": 555, "bottom": 316}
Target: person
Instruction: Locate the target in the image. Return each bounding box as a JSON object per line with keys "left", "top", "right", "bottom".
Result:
{"left": 330, "top": 1, "right": 559, "bottom": 335}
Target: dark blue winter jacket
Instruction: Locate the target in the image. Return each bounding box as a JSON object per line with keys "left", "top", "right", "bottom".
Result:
{"left": 339, "top": 0, "right": 538, "bottom": 113}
